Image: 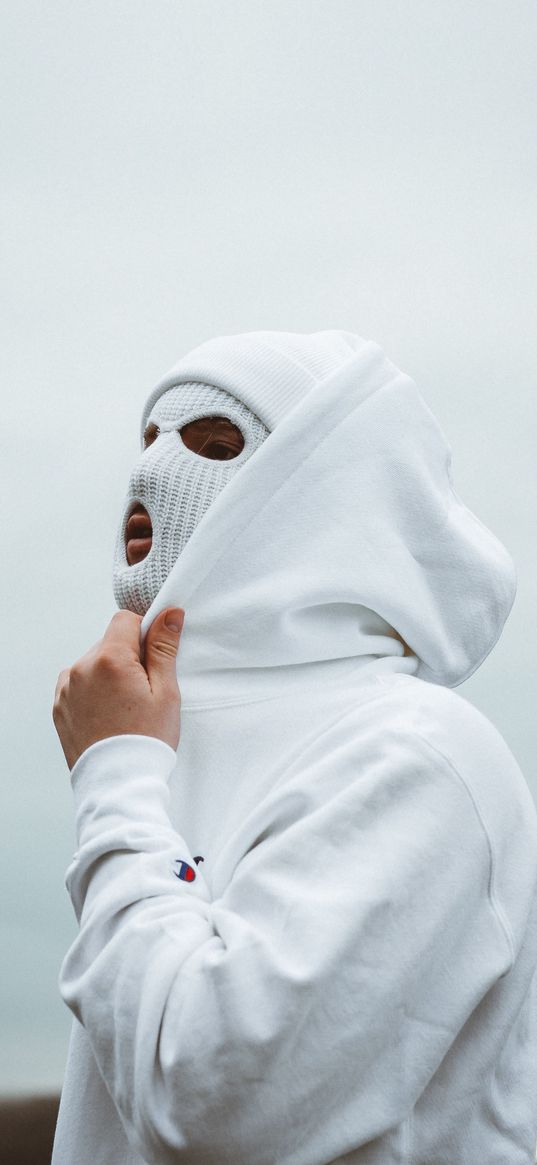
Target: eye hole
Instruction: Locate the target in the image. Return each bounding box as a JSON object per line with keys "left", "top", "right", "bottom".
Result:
{"left": 180, "top": 415, "right": 244, "bottom": 460}
{"left": 143, "top": 422, "right": 159, "bottom": 449}
{"left": 143, "top": 415, "right": 245, "bottom": 460}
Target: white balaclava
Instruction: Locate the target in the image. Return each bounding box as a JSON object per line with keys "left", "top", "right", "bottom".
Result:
{"left": 112, "top": 381, "right": 270, "bottom": 616}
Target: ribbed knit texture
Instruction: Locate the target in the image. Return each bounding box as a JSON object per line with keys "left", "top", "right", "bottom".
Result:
{"left": 140, "top": 329, "right": 372, "bottom": 440}
{"left": 113, "top": 382, "right": 269, "bottom": 616}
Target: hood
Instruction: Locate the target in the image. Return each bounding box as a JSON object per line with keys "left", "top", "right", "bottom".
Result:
{"left": 136, "top": 330, "right": 516, "bottom": 700}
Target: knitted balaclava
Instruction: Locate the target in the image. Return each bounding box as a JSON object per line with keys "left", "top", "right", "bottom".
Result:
{"left": 112, "top": 381, "right": 270, "bottom": 616}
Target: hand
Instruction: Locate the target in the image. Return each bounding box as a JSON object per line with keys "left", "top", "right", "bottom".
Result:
{"left": 53, "top": 608, "right": 185, "bottom": 771}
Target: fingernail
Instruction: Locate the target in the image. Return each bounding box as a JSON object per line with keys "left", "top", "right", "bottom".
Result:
{"left": 164, "top": 609, "right": 185, "bottom": 633}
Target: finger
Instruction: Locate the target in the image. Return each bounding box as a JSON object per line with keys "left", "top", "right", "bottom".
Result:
{"left": 143, "top": 608, "right": 184, "bottom": 690}
{"left": 54, "top": 668, "right": 70, "bottom": 705}
{"left": 100, "top": 610, "right": 143, "bottom": 662}
{"left": 53, "top": 669, "right": 70, "bottom": 724}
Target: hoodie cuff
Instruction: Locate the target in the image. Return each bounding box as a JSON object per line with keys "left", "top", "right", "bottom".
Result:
{"left": 72, "top": 729, "right": 175, "bottom": 806}
{"left": 66, "top": 735, "right": 181, "bottom": 922}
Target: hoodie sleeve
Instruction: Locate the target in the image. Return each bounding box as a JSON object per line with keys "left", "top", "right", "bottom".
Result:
{"left": 58, "top": 729, "right": 514, "bottom": 1165}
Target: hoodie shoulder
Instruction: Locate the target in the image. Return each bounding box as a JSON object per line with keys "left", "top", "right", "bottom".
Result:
{"left": 367, "top": 671, "right": 537, "bottom": 957}
{"left": 370, "top": 672, "right": 529, "bottom": 805}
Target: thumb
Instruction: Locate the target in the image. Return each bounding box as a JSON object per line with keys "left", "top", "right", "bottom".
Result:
{"left": 144, "top": 608, "right": 185, "bottom": 687}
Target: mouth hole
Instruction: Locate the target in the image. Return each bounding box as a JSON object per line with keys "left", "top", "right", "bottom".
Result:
{"left": 125, "top": 502, "right": 153, "bottom": 565}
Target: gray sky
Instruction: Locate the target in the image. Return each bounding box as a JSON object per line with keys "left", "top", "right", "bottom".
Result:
{"left": 2, "top": 0, "right": 536, "bottom": 1096}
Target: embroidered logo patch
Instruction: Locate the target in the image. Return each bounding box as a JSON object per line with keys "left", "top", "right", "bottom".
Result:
{"left": 172, "top": 859, "right": 196, "bottom": 882}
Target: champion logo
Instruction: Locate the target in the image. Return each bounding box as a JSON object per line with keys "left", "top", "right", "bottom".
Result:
{"left": 172, "top": 855, "right": 204, "bottom": 882}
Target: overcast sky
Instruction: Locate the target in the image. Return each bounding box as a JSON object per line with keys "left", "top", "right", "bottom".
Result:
{"left": 2, "top": 0, "right": 536, "bottom": 1096}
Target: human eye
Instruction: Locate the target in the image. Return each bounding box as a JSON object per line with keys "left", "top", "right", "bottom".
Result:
{"left": 180, "top": 416, "right": 245, "bottom": 460}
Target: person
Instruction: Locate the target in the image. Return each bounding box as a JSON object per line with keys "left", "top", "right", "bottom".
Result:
{"left": 51, "top": 330, "right": 537, "bottom": 1164}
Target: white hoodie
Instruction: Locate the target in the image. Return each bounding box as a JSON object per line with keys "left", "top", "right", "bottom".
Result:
{"left": 52, "top": 333, "right": 537, "bottom": 1164}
